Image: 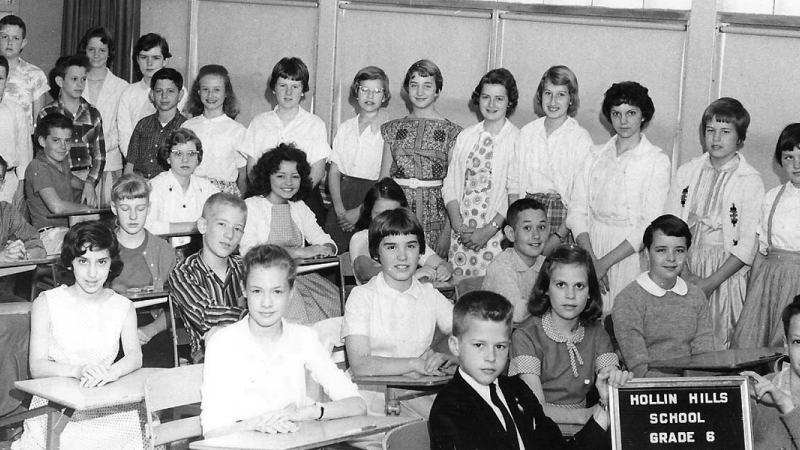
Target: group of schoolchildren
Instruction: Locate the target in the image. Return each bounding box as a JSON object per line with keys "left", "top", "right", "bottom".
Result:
{"left": 2, "top": 9, "right": 800, "bottom": 450}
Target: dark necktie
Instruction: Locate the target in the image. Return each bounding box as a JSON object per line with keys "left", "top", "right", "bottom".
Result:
{"left": 489, "top": 383, "right": 521, "bottom": 450}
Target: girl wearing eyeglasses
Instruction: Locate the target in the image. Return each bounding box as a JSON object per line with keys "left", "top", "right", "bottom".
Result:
{"left": 325, "top": 66, "right": 391, "bottom": 253}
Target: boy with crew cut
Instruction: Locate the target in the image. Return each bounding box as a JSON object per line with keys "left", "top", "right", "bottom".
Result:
{"left": 125, "top": 67, "right": 186, "bottom": 179}
{"left": 38, "top": 54, "right": 106, "bottom": 208}
{"left": 169, "top": 192, "right": 248, "bottom": 363}
{"left": 25, "top": 113, "right": 93, "bottom": 255}
{"left": 483, "top": 199, "right": 549, "bottom": 323}
{"left": 0, "top": 14, "right": 48, "bottom": 131}
{"left": 0, "top": 54, "right": 32, "bottom": 206}
{"left": 429, "top": 291, "right": 630, "bottom": 450}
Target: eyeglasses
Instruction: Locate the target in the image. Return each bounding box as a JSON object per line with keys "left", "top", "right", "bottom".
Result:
{"left": 358, "top": 86, "right": 385, "bottom": 96}
{"left": 170, "top": 150, "right": 199, "bottom": 159}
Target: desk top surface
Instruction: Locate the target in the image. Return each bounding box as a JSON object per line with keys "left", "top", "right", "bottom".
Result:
{"left": 296, "top": 256, "right": 339, "bottom": 266}
{"left": 190, "top": 415, "right": 419, "bottom": 450}
{"left": 351, "top": 374, "right": 452, "bottom": 387}
{"left": 650, "top": 347, "right": 785, "bottom": 370}
{"left": 47, "top": 208, "right": 112, "bottom": 219}
{"left": 14, "top": 368, "right": 163, "bottom": 410}
{"left": 0, "top": 256, "right": 59, "bottom": 269}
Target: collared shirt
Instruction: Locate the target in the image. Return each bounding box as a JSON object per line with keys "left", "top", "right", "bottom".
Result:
{"left": 24, "top": 151, "right": 81, "bottom": 229}
{"left": 758, "top": 182, "right": 800, "bottom": 253}
{"left": 145, "top": 170, "right": 219, "bottom": 235}
{"left": 509, "top": 116, "right": 593, "bottom": 205}
{"left": 0, "top": 201, "right": 45, "bottom": 255}
{"left": 117, "top": 80, "right": 189, "bottom": 158}
{"left": 81, "top": 68, "right": 129, "bottom": 171}
{"left": 39, "top": 98, "right": 106, "bottom": 184}
{"left": 342, "top": 272, "right": 453, "bottom": 358}
{"left": 183, "top": 114, "right": 247, "bottom": 182}
{"left": 127, "top": 111, "right": 187, "bottom": 179}
{"left": 168, "top": 253, "right": 246, "bottom": 358}
{"left": 483, "top": 248, "right": 545, "bottom": 323}
{"left": 201, "top": 318, "right": 361, "bottom": 435}
{"left": 459, "top": 368, "right": 526, "bottom": 450}
{"left": 4, "top": 58, "right": 49, "bottom": 131}
{"left": 348, "top": 229, "right": 434, "bottom": 284}
{"left": 636, "top": 272, "right": 688, "bottom": 296}
{"left": 329, "top": 114, "right": 385, "bottom": 180}
{"left": 0, "top": 97, "right": 32, "bottom": 179}
{"left": 240, "top": 106, "right": 331, "bottom": 165}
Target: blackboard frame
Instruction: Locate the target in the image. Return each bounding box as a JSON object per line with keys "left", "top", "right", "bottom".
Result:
{"left": 609, "top": 376, "right": 753, "bottom": 450}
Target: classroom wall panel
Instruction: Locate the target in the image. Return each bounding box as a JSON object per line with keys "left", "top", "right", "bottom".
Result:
{"left": 141, "top": 0, "right": 191, "bottom": 82}
{"left": 332, "top": 5, "right": 493, "bottom": 134}
{"left": 498, "top": 16, "right": 686, "bottom": 158}
{"left": 716, "top": 30, "right": 800, "bottom": 190}
{"left": 195, "top": 0, "right": 320, "bottom": 125}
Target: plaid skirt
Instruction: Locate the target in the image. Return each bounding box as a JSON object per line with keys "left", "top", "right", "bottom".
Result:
{"left": 525, "top": 192, "right": 572, "bottom": 243}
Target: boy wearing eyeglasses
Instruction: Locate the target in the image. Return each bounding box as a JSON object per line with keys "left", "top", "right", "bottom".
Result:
{"left": 125, "top": 68, "right": 186, "bottom": 179}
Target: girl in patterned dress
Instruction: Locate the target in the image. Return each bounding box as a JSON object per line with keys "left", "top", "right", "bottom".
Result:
{"left": 509, "top": 65, "right": 594, "bottom": 255}
{"left": 665, "top": 98, "right": 764, "bottom": 350}
{"left": 380, "top": 60, "right": 462, "bottom": 258}
{"left": 443, "top": 69, "right": 520, "bottom": 276}
{"left": 567, "top": 81, "right": 671, "bottom": 314}
{"left": 16, "top": 221, "right": 147, "bottom": 450}
{"left": 510, "top": 244, "right": 623, "bottom": 425}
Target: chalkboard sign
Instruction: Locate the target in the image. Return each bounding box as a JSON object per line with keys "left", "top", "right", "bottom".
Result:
{"left": 609, "top": 377, "right": 753, "bottom": 450}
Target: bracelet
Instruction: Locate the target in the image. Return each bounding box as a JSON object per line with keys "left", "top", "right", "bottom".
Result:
{"left": 553, "top": 231, "right": 566, "bottom": 243}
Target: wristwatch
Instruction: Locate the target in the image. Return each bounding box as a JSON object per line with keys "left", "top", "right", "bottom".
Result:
{"left": 489, "top": 220, "right": 502, "bottom": 230}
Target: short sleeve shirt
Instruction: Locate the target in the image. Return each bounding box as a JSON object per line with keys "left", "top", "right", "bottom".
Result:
{"left": 5, "top": 58, "right": 49, "bottom": 131}
{"left": 24, "top": 152, "right": 80, "bottom": 229}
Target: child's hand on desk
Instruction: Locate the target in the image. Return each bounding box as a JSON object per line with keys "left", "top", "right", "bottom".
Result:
{"left": 300, "top": 245, "right": 335, "bottom": 259}
{"left": 82, "top": 184, "right": 99, "bottom": 208}
{"left": 414, "top": 266, "right": 437, "bottom": 283}
{"left": 247, "top": 406, "right": 304, "bottom": 434}
{"left": 434, "top": 262, "right": 453, "bottom": 282}
{"left": 416, "top": 348, "right": 454, "bottom": 376}
{"left": 78, "top": 364, "right": 119, "bottom": 388}
{"left": 1, "top": 240, "right": 28, "bottom": 261}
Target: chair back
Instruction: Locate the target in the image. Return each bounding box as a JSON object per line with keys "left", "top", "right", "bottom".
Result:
{"left": 455, "top": 276, "right": 485, "bottom": 300}
{"left": 604, "top": 315, "right": 626, "bottom": 370}
{"left": 144, "top": 364, "right": 204, "bottom": 449}
{"left": 339, "top": 251, "right": 358, "bottom": 300}
{"left": 382, "top": 420, "right": 430, "bottom": 450}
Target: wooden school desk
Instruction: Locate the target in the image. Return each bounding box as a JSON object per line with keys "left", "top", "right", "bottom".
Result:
{"left": 13, "top": 368, "right": 163, "bottom": 450}
{"left": 189, "top": 415, "right": 420, "bottom": 450}
{"left": 0, "top": 255, "right": 59, "bottom": 278}
{"left": 47, "top": 208, "right": 112, "bottom": 227}
{"left": 650, "top": 346, "right": 785, "bottom": 376}
{"left": 351, "top": 374, "right": 452, "bottom": 415}
{"left": 296, "top": 256, "right": 339, "bottom": 275}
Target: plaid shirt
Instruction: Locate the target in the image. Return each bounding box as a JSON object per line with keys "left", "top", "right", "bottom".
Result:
{"left": 38, "top": 98, "right": 106, "bottom": 185}
{"left": 127, "top": 111, "right": 186, "bottom": 179}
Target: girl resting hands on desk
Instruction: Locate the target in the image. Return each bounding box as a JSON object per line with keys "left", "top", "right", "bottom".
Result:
{"left": 200, "top": 244, "right": 366, "bottom": 438}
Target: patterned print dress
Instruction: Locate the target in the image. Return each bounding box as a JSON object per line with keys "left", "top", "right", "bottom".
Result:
{"left": 449, "top": 131, "right": 503, "bottom": 276}
{"left": 382, "top": 117, "right": 462, "bottom": 248}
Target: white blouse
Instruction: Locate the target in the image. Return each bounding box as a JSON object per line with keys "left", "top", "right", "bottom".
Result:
{"left": 82, "top": 68, "right": 129, "bottom": 171}
{"left": 183, "top": 114, "right": 247, "bottom": 182}
{"left": 201, "top": 318, "right": 360, "bottom": 434}
{"left": 329, "top": 114, "right": 384, "bottom": 180}
{"left": 758, "top": 182, "right": 800, "bottom": 253}
{"left": 240, "top": 107, "right": 331, "bottom": 166}
{"left": 145, "top": 171, "right": 220, "bottom": 235}
{"left": 239, "top": 197, "right": 337, "bottom": 255}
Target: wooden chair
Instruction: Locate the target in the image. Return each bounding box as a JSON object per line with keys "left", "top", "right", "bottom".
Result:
{"left": 168, "top": 295, "right": 191, "bottom": 367}
{"left": 338, "top": 251, "right": 357, "bottom": 303}
{"left": 603, "top": 315, "right": 626, "bottom": 370}
{"left": 454, "top": 276, "right": 485, "bottom": 300}
{"left": 143, "top": 364, "right": 204, "bottom": 450}
{"left": 382, "top": 420, "right": 429, "bottom": 450}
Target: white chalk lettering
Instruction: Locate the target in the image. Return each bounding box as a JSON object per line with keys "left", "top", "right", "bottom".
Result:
{"left": 688, "top": 392, "right": 728, "bottom": 404}
{"left": 630, "top": 393, "right": 678, "bottom": 405}
{"left": 649, "top": 412, "right": 706, "bottom": 424}
{"left": 649, "top": 432, "right": 696, "bottom": 443}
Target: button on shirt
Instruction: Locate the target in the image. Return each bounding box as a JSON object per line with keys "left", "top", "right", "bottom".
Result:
{"left": 459, "top": 368, "right": 526, "bottom": 450}
{"left": 240, "top": 106, "right": 331, "bottom": 166}
{"left": 117, "top": 80, "right": 189, "bottom": 158}
{"left": 145, "top": 171, "right": 220, "bottom": 235}
{"left": 183, "top": 114, "right": 247, "bottom": 182}
{"left": 127, "top": 112, "right": 187, "bottom": 179}
{"left": 329, "top": 114, "right": 384, "bottom": 180}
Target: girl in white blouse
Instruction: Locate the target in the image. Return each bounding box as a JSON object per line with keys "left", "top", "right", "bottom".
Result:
{"left": 201, "top": 244, "right": 365, "bottom": 438}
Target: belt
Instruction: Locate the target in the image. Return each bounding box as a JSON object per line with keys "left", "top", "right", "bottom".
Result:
{"left": 394, "top": 178, "right": 443, "bottom": 189}
{"left": 38, "top": 226, "right": 56, "bottom": 233}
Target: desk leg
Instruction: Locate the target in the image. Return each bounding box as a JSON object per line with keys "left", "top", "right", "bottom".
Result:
{"left": 45, "top": 405, "right": 74, "bottom": 450}
{"left": 385, "top": 387, "right": 401, "bottom": 416}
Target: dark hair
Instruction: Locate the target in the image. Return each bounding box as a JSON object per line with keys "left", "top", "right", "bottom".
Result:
{"left": 528, "top": 244, "right": 603, "bottom": 325}
{"left": 453, "top": 291, "right": 513, "bottom": 337}
{"left": 133, "top": 33, "right": 171, "bottom": 79}
{"left": 77, "top": 27, "right": 115, "bottom": 64}
{"left": 783, "top": 295, "right": 800, "bottom": 338}
{"left": 243, "top": 244, "right": 298, "bottom": 289}
{"left": 774, "top": 123, "right": 800, "bottom": 165}
{"left": 186, "top": 64, "right": 240, "bottom": 119}
{"left": 470, "top": 68, "right": 519, "bottom": 113}
{"left": 0, "top": 15, "right": 26, "bottom": 39}
{"left": 48, "top": 54, "right": 89, "bottom": 99}
{"left": 403, "top": 59, "right": 443, "bottom": 93}
{"left": 368, "top": 208, "right": 426, "bottom": 261}
{"left": 150, "top": 67, "right": 183, "bottom": 91}
{"left": 246, "top": 143, "right": 313, "bottom": 202}
{"left": 267, "top": 57, "right": 310, "bottom": 96}
{"left": 643, "top": 214, "right": 692, "bottom": 250}
{"left": 0, "top": 55, "right": 8, "bottom": 76}
{"left": 0, "top": 155, "right": 7, "bottom": 173}
{"left": 535, "top": 65, "right": 580, "bottom": 117}
{"left": 601, "top": 81, "right": 655, "bottom": 128}
{"left": 701, "top": 97, "right": 750, "bottom": 144}
{"left": 58, "top": 220, "right": 123, "bottom": 282}
{"left": 159, "top": 128, "right": 204, "bottom": 164}
{"left": 35, "top": 113, "right": 73, "bottom": 141}
{"left": 351, "top": 66, "right": 391, "bottom": 103}
{"left": 507, "top": 198, "right": 547, "bottom": 230}
{"left": 202, "top": 192, "right": 247, "bottom": 219}
{"left": 357, "top": 178, "right": 408, "bottom": 231}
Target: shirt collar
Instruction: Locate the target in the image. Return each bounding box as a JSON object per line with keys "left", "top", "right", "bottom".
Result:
{"left": 511, "top": 249, "right": 544, "bottom": 273}
{"left": 636, "top": 272, "right": 688, "bottom": 297}
{"left": 375, "top": 271, "right": 423, "bottom": 299}
{"left": 785, "top": 181, "right": 800, "bottom": 196}
{"left": 459, "top": 367, "right": 496, "bottom": 398}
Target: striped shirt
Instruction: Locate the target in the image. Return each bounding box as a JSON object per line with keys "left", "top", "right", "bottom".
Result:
{"left": 38, "top": 98, "right": 106, "bottom": 184}
{"left": 168, "top": 252, "right": 246, "bottom": 362}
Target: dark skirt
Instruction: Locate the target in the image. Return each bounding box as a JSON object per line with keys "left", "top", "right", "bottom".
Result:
{"left": 324, "top": 176, "right": 377, "bottom": 253}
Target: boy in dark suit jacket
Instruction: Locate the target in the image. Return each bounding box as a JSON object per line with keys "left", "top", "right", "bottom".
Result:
{"left": 429, "top": 291, "right": 631, "bottom": 450}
